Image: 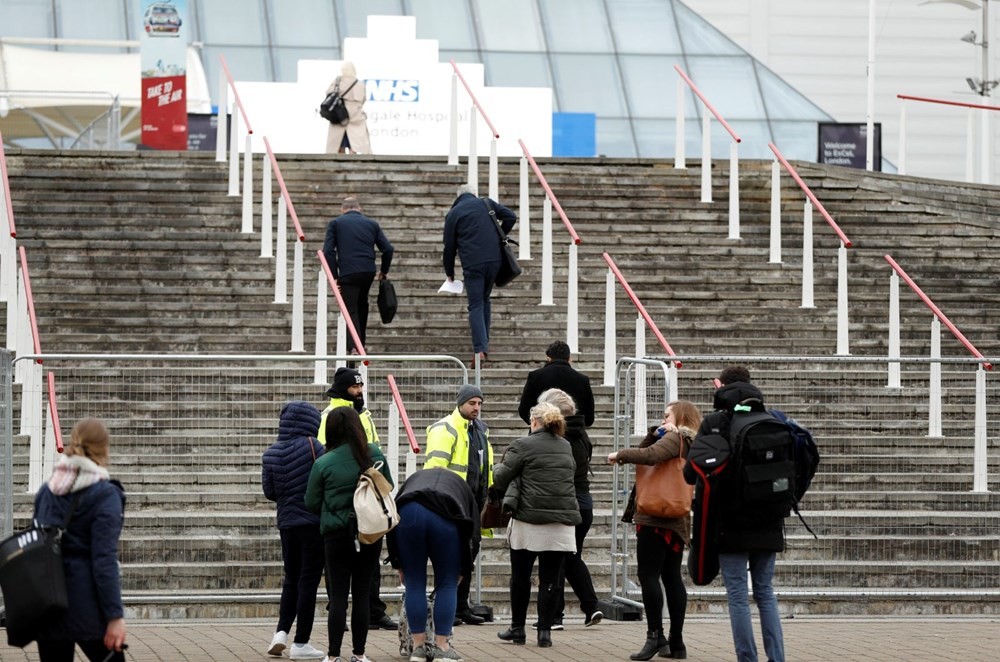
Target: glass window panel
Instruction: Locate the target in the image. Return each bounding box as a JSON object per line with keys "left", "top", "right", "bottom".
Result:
{"left": 686, "top": 56, "right": 765, "bottom": 119}
{"left": 268, "top": 0, "right": 338, "bottom": 47}
{"left": 596, "top": 118, "right": 636, "bottom": 157}
{"left": 274, "top": 47, "right": 339, "bottom": 82}
{"left": 204, "top": 46, "right": 271, "bottom": 105}
{"left": 442, "top": 50, "right": 482, "bottom": 66}
{"left": 770, "top": 121, "right": 820, "bottom": 161}
{"left": 408, "top": 0, "right": 477, "bottom": 50}
{"left": 0, "top": 0, "right": 54, "bottom": 39}
{"left": 58, "top": 0, "right": 126, "bottom": 41}
{"left": 341, "top": 0, "right": 404, "bottom": 38}
{"left": 200, "top": 0, "right": 267, "bottom": 45}
{"left": 756, "top": 63, "right": 831, "bottom": 121}
{"left": 620, "top": 55, "right": 698, "bottom": 118}
{"left": 473, "top": 0, "right": 544, "bottom": 51}
{"left": 539, "top": 0, "right": 612, "bottom": 53}
{"left": 607, "top": 0, "right": 680, "bottom": 54}
{"left": 551, "top": 54, "right": 625, "bottom": 115}
{"left": 483, "top": 53, "right": 551, "bottom": 88}
{"left": 634, "top": 119, "right": 677, "bottom": 158}
{"left": 674, "top": 1, "right": 741, "bottom": 55}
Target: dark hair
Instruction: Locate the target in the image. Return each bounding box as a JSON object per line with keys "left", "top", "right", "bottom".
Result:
{"left": 719, "top": 365, "right": 751, "bottom": 385}
{"left": 324, "top": 407, "right": 373, "bottom": 469}
{"left": 546, "top": 341, "right": 571, "bottom": 361}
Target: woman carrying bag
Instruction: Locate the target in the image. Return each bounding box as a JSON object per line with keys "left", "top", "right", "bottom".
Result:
{"left": 607, "top": 400, "right": 702, "bottom": 661}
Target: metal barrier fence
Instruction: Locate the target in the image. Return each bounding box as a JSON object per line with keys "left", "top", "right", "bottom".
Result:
{"left": 608, "top": 355, "right": 1000, "bottom": 610}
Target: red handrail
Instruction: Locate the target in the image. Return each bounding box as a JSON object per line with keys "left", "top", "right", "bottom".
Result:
{"left": 18, "top": 246, "right": 41, "bottom": 359}
{"left": 316, "top": 250, "right": 366, "bottom": 356}
{"left": 449, "top": 60, "right": 500, "bottom": 139}
{"left": 0, "top": 131, "right": 17, "bottom": 237}
{"left": 46, "top": 371, "right": 64, "bottom": 453}
{"left": 768, "top": 143, "right": 853, "bottom": 248}
{"left": 674, "top": 66, "right": 742, "bottom": 144}
{"left": 386, "top": 374, "right": 420, "bottom": 453}
{"left": 518, "top": 139, "right": 582, "bottom": 245}
{"left": 263, "top": 137, "right": 305, "bottom": 242}
{"left": 602, "top": 252, "right": 680, "bottom": 368}
{"left": 219, "top": 55, "right": 254, "bottom": 134}
{"left": 897, "top": 94, "right": 1000, "bottom": 113}
{"left": 884, "top": 254, "right": 992, "bottom": 370}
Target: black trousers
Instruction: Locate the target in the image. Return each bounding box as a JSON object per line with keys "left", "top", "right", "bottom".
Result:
{"left": 338, "top": 271, "right": 375, "bottom": 353}
{"left": 509, "top": 548, "right": 567, "bottom": 629}
{"left": 455, "top": 536, "right": 481, "bottom": 612}
{"left": 37, "top": 638, "right": 124, "bottom": 662}
{"left": 635, "top": 526, "right": 687, "bottom": 638}
{"left": 324, "top": 533, "right": 380, "bottom": 658}
{"left": 277, "top": 524, "right": 326, "bottom": 643}
{"left": 554, "top": 507, "right": 599, "bottom": 620}
{"left": 369, "top": 536, "right": 388, "bottom": 620}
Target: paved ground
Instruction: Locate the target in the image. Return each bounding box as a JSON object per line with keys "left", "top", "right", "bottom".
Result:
{"left": 2, "top": 615, "right": 999, "bottom": 661}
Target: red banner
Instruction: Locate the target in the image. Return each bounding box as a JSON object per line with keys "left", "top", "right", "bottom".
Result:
{"left": 142, "top": 75, "right": 188, "bottom": 150}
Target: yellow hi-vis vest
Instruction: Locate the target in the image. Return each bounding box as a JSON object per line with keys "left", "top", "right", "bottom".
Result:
{"left": 318, "top": 397, "right": 380, "bottom": 446}
{"left": 425, "top": 409, "right": 493, "bottom": 487}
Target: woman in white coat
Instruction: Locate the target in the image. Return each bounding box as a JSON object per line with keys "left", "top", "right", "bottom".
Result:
{"left": 325, "top": 61, "right": 372, "bottom": 154}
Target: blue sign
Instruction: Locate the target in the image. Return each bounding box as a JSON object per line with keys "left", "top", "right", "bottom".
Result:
{"left": 552, "top": 112, "right": 596, "bottom": 157}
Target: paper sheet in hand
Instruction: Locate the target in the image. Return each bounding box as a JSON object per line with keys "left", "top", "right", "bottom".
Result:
{"left": 438, "top": 279, "right": 463, "bottom": 294}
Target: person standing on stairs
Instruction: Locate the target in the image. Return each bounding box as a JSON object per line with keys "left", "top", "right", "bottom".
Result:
{"left": 324, "top": 61, "right": 372, "bottom": 154}
{"left": 442, "top": 184, "right": 516, "bottom": 363}
{"left": 318, "top": 367, "right": 398, "bottom": 632}
{"left": 262, "top": 401, "right": 327, "bottom": 660}
{"left": 323, "top": 196, "right": 394, "bottom": 356}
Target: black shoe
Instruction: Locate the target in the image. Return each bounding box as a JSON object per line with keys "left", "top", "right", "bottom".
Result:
{"left": 453, "top": 617, "right": 462, "bottom": 627}
{"left": 630, "top": 629, "right": 668, "bottom": 661}
{"left": 369, "top": 614, "right": 398, "bottom": 630}
{"left": 585, "top": 610, "right": 604, "bottom": 627}
{"left": 497, "top": 627, "right": 526, "bottom": 645}
{"left": 662, "top": 635, "right": 686, "bottom": 659}
{"left": 537, "top": 629, "right": 552, "bottom": 648}
{"left": 456, "top": 609, "right": 485, "bottom": 626}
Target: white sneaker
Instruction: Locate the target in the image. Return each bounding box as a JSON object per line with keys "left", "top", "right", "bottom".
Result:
{"left": 290, "top": 643, "right": 327, "bottom": 660}
{"left": 349, "top": 655, "right": 370, "bottom": 662}
{"left": 268, "top": 631, "right": 288, "bottom": 657}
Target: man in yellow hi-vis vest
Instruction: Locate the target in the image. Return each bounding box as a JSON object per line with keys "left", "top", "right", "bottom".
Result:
{"left": 319, "top": 366, "right": 397, "bottom": 631}
{"left": 425, "top": 384, "right": 494, "bottom": 626}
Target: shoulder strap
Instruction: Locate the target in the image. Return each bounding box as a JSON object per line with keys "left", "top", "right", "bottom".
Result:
{"left": 481, "top": 197, "right": 508, "bottom": 243}
{"left": 342, "top": 79, "right": 358, "bottom": 95}
{"left": 61, "top": 491, "right": 82, "bottom": 530}
{"left": 308, "top": 437, "right": 317, "bottom": 462}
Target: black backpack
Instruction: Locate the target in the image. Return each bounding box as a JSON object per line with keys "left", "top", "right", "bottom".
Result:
{"left": 686, "top": 432, "right": 732, "bottom": 586}
{"left": 319, "top": 78, "right": 356, "bottom": 125}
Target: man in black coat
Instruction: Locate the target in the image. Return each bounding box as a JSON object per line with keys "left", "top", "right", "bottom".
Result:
{"left": 518, "top": 341, "right": 595, "bottom": 427}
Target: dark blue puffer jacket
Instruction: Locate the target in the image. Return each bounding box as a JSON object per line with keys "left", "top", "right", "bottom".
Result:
{"left": 262, "top": 400, "right": 324, "bottom": 529}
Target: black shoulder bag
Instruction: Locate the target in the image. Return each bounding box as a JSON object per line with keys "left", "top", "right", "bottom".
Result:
{"left": 481, "top": 198, "right": 521, "bottom": 287}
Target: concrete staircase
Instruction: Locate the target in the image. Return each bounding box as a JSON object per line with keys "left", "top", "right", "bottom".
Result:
{"left": 3, "top": 150, "right": 999, "bottom": 617}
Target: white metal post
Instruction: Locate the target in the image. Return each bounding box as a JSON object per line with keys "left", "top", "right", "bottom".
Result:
{"left": 567, "top": 242, "right": 578, "bottom": 354}
{"left": 216, "top": 76, "right": 228, "bottom": 163}
{"left": 335, "top": 315, "right": 346, "bottom": 371}
{"left": 228, "top": 112, "right": 240, "bottom": 196}
{"left": 261, "top": 154, "right": 272, "bottom": 257}
{"left": 633, "top": 319, "right": 647, "bottom": 436}
{"left": 981, "top": 108, "right": 991, "bottom": 184}
{"left": 866, "top": 0, "right": 875, "bottom": 171}
{"left": 604, "top": 270, "right": 616, "bottom": 387}
{"left": 448, "top": 73, "right": 459, "bottom": 166}
{"left": 489, "top": 138, "right": 498, "bottom": 201}
{"left": 274, "top": 197, "right": 288, "bottom": 304}
{"left": 467, "top": 105, "right": 478, "bottom": 194}
{"left": 700, "top": 112, "right": 712, "bottom": 203}
{"left": 405, "top": 445, "right": 417, "bottom": 480}
{"left": 928, "top": 317, "right": 942, "bottom": 437}
{"left": 291, "top": 239, "right": 304, "bottom": 352}
{"left": 541, "top": 197, "right": 554, "bottom": 305}
{"left": 42, "top": 398, "right": 57, "bottom": 480}
{"left": 728, "top": 141, "right": 740, "bottom": 239}
{"left": 313, "top": 270, "right": 327, "bottom": 385}
{"left": 966, "top": 107, "right": 976, "bottom": 183}
{"left": 668, "top": 362, "right": 678, "bottom": 403}
{"left": 770, "top": 160, "right": 781, "bottom": 264}
{"left": 836, "top": 243, "right": 850, "bottom": 355}
{"left": 387, "top": 401, "right": 400, "bottom": 495}
{"left": 518, "top": 156, "right": 531, "bottom": 260}
{"left": 24, "top": 361, "right": 42, "bottom": 494}
{"left": 898, "top": 102, "right": 907, "bottom": 175}
{"left": 14, "top": 272, "right": 28, "bottom": 383}
{"left": 801, "top": 201, "right": 814, "bottom": 308}
{"left": 887, "top": 272, "right": 901, "bottom": 388}
{"left": 241, "top": 134, "right": 253, "bottom": 233}
{"left": 4, "top": 261, "right": 16, "bottom": 351}
{"left": 675, "top": 76, "right": 686, "bottom": 169}
{"left": 973, "top": 364, "right": 988, "bottom": 492}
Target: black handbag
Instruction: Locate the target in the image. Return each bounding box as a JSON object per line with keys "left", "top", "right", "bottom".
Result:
{"left": 319, "top": 78, "right": 357, "bottom": 125}
{"left": 377, "top": 278, "right": 398, "bottom": 324}
{"left": 0, "top": 494, "right": 80, "bottom": 647}
{"left": 482, "top": 198, "right": 521, "bottom": 288}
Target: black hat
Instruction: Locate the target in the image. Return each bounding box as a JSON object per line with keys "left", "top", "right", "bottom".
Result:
{"left": 456, "top": 384, "right": 484, "bottom": 406}
{"left": 327, "top": 367, "right": 363, "bottom": 398}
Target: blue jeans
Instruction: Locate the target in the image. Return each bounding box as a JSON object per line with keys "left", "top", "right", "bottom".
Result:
{"left": 718, "top": 551, "right": 785, "bottom": 662}
{"left": 463, "top": 260, "right": 499, "bottom": 353}
{"left": 396, "top": 501, "right": 461, "bottom": 637}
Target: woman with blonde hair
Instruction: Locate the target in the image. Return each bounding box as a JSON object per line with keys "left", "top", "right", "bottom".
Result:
{"left": 325, "top": 60, "right": 372, "bottom": 154}
{"left": 494, "top": 402, "right": 580, "bottom": 648}
{"left": 31, "top": 418, "right": 127, "bottom": 662}
{"left": 608, "top": 400, "right": 702, "bottom": 660}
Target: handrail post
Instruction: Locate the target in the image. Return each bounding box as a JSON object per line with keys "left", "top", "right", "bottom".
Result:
{"left": 216, "top": 75, "right": 228, "bottom": 163}
{"left": 980, "top": 108, "right": 991, "bottom": 184}
{"left": 603, "top": 269, "right": 616, "bottom": 387}
{"left": 801, "top": 201, "right": 814, "bottom": 308}
{"left": 966, "top": 107, "right": 976, "bottom": 183}
{"left": 335, "top": 315, "right": 346, "bottom": 370}
{"left": 973, "top": 364, "right": 988, "bottom": 492}
{"left": 700, "top": 111, "right": 712, "bottom": 203}
{"left": 567, "top": 242, "right": 578, "bottom": 353}
{"left": 467, "top": 105, "right": 478, "bottom": 194}
{"left": 387, "top": 400, "right": 401, "bottom": 493}
{"left": 633, "top": 319, "right": 647, "bottom": 435}
{"left": 488, "top": 138, "right": 498, "bottom": 201}
{"left": 728, "top": 141, "right": 740, "bottom": 239}
{"left": 292, "top": 238, "right": 304, "bottom": 352}
{"left": 24, "top": 361, "right": 42, "bottom": 493}
{"left": 261, "top": 153, "right": 272, "bottom": 257}
{"left": 448, "top": 73, "right": 459, "bottom": 166}
{"left": 241, "top": 134, "right": 253, "bottom": 233}
{"left": 887, "top": 272, "right": 901, "bottom": 388}
{"left": 836, "top": 242, "right": 850, "bottom": 355}
{"left": 928, "top": 318, "right": 942, "bottom": 437}
{"left": 228, "top": 111, "right": 240, "bottom": 196}
{"left": 668, "top": 362, "right": 678, "bottom": 403}
{"left": 541, "top": 196, "right": 553, "bottom": 305}
{"left": 674, "top": 76, "right": 686, "bottom": 169}
{"left": 4, "top": 259, "right": 16, "bottom": 350}
{"left": 274, "top": 197, "right": 288, "bottom": 304}
{"left": 313, "top": 269, "right": 327, "bottom": 385}
{"left": 518, "top": 156, "right": 531, "bottom": 260}
{"left": 769, "top": 160, "right": 781, "bottom": 263}
{"left": 898, "top": 101, "right": 907, "bottom": 175}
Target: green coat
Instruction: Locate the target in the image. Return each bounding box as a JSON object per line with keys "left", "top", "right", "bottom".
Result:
{"left": 493, "top": 430, "right": 581, "bottom": 526}
{"left": 305, "top": 442, "right": 393, "bottom": 536}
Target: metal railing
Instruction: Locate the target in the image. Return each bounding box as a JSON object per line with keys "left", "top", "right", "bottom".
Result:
{"left": 448, "top": 59, "right": 501, "bottom": 198}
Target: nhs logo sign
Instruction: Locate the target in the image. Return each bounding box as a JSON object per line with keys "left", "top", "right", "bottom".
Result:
{"left": 367, "top": 79, "right": 420, "bottom": 102}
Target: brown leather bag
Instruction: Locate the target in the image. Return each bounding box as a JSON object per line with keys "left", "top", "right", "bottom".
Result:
{"left": 480, "top": 486, "right": 512, "bottom": 529}
{"left": 634, "top": 450, "right": 693, "bottom": 519}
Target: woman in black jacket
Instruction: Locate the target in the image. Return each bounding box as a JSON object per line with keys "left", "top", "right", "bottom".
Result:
{"left": 494, "top": 402, "right": 581, "bottom": 648}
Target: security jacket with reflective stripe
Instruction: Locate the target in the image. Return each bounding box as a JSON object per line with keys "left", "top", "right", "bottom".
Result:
{"left": 425, "top": 408, "right": 493, "bottom": 502}
{"left": 318, "top": 397, "right": 380, "bottom": 446}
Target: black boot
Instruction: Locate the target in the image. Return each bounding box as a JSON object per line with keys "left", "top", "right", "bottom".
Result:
{"left": 662, "top": 634, "right": 686, "bottom": 659}
{"left": 537, "top": 628, "right": 552, "bottom": 647}
{"left": 630, "top": 629, "right": 668, "bottom": 661}
{"left": 497, "top": 626, "right": 526, "bottom": 645}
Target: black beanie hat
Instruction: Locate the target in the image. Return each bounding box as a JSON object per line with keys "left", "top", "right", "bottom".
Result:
{"left": 327, "top": 367, "right": 363, "bottom": 398}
